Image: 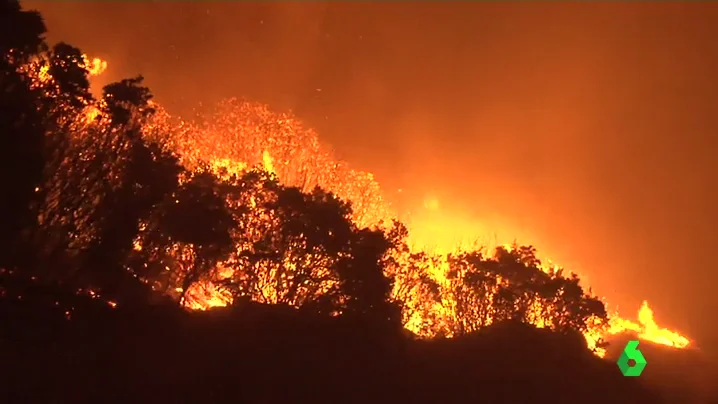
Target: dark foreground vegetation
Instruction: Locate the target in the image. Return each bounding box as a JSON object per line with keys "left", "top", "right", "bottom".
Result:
{"left": 1, "top": 285, "right": 663, "bottom": 404}
{"left": 0, "top": 1, "right": 684, "bottom": 402}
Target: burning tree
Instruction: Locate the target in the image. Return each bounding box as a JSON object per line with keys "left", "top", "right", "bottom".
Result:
{"left": 0, "top": 0, "right": 690, "bottom": 358}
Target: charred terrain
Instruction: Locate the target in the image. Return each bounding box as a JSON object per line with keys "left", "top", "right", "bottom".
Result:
{"left": 0, "top": 2, "right": 712, "bottom": 403}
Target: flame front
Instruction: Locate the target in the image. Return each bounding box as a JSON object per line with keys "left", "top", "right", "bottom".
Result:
{"left": 28, "top": 55, "right": 690, "bottom": 357}
{"left": 609, "top": 301, "right": 690, "bottom": 348}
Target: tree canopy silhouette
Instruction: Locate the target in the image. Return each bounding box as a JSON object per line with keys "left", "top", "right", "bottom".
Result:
{"left": 0, "top": 0, "right": 47, "bottom": 271}
{"left": 0, "top": 0, "right": 609, "bottom": 337}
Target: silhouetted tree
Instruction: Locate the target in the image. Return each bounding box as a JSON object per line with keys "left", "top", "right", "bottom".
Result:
{"left": 163, "top": 172, "right": 399, "bottom": 324}
{"left": 28, "top": 43, "right": 99, "bottom": 277}
{"left": 384, "top": 221, "right": 443, "bottom": 336}
{"left": 447, "top": 250, "right": 496, "bottom": 334}
{"left": 0, "top": 0, "right": 47, "bottom": 271}
{"left": 217, "top": 182, "right": 355, "bottom": 311}
{"left": 129, "top": 166, "right": 237, "bottom": 305}
{"left": 71, "top": 78, "right": 182, "bottom": 302}
{"left": 0, "top": 0, "right": 45, "bottom": 60}
{"left": 446, "top": 245, "right": 608, "bottom": 337}
{"left": 337, "top": 226, "right": 399, "bottom": 330}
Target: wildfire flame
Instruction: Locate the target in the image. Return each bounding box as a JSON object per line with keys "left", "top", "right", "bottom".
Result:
{"left": 610, "top": 301, "right": 690, "bottom": 348}
{"left": 27, "top": 54, "right": 691, "bottom": 357}
{"left": 82, "top": 55, "right": 107, "bottom": 76}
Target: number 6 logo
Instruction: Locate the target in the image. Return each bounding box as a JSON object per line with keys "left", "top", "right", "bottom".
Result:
{"left": 617, "top": 340, "right": 647, "bottom": 377}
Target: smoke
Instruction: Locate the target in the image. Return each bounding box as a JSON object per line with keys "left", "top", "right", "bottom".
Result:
{"left": 25, "top": 2, "right": 718, "bottom": 347}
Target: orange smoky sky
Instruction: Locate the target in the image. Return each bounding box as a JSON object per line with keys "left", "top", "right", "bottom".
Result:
{"left": 24, "top": 2, "right": 718, "bottom": 349}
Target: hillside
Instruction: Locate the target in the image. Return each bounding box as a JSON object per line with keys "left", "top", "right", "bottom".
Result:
{"left": 1, "top": 291, "right": 664, "bottom": 404}
{"left": 605, "top": 334, "right": 718, "bottom": 404}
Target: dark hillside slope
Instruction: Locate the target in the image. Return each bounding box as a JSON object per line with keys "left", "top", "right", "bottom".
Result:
{"left": 1, "top": 297, "right": 664, "bottom": 404}
{"left": 606, "top": 334, "right": 718, "bottom": 404}
{"left": 407, "top": 321, "right": 663, "bottom": 404}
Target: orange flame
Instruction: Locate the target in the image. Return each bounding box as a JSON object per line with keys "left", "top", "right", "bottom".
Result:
{"left": 608, "top": 301, "right": 690, "bottom": 348}
{"left": 29, "top": 55, "right": 690, "bottom": 356}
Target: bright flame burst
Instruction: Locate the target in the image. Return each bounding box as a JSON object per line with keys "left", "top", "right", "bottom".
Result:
{"left": 31, "top": 55, "right": 690, "bottom": 357}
